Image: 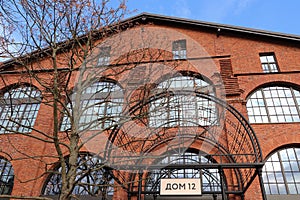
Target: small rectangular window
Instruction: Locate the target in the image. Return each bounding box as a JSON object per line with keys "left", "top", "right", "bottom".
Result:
{"left": 97, "top": 46, "right": 111, "bottom": 66}
{"left": 172, "top": 39, "right": 186, "bottom": 59}
{"left": 259, "top": 53, "right": 279, "bottom": 73}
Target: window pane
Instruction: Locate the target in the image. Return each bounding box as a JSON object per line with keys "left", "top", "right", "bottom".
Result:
{"left": 270, "top": 184, "right": 279, "bottom": 194}
{"left": 0, "top": 158, "right": 14, "bottom": 195}
{"left": 60, "top": 82, "right": 123, "bottom": 131}
{"left": 288, "top": 184, "right": 297, "bottom": 194}
{"left": 0, "top": 86, "right": 42, "bottom": 133}
{"left": 278, "top": 184, "right": 287, "bottom": 194}
{"left": 260, "top": 56, "right": 268, "bottom": 63}
{"left": 43, "top": 154, "right": 114, "bottom": 196}
{"left": 263, "top": 147, "right": 300, "bottom": 195}
{"left": 247, "top": 86, "right": 300, "bottom": 124}
{"left": 172, "top": 40, "right": 187, "bottom": 59}
{"left": 275, "top": 172, "right": 284, "bottom": 182}
{"left": 150, "top": 76, "right": 216, "bottom": 127}
{"left": 259, "top": 53, "right": 278, "bottom": 73}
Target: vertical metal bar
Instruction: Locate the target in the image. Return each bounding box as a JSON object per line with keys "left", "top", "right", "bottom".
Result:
{"left": 241, "top": 193, "right": 245, "bottom": 200}
{"left": 219, "top": 167, "right": 227, "bottom": 200}
{"left": 137, "top": 171, "right": 143, "bottom": 200}
{"left": 213, "top": 193, "right": 217, "bottom": 200}
{"left": 257, "top": 168, "right": 267, "bottom": 200}
{"left": 127, "top": 183, "right": 132, "bottom": 200}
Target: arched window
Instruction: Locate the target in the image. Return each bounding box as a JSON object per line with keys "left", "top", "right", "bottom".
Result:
{"left": 145, "top": 151, "right": 221, "bottom": 193}
{"left": 60, "top": 81, "right": 123, "bottom": 131}
{"left": 0, "top": 157, "right": 14, "bottom": 195}
{"left": 246, "top": 86, "right": 300, "bottom": 123}
{"left": 149, "top": 75, "right": 216, "bottom": 127}
{"left": 0, "top": 85, "right": 42, "bottom": 133}
{"left": 42, "top": 154, "right": 114, "bottom": 197}
{"left": 262, "top": 147, "right": 300, "bottom": 195}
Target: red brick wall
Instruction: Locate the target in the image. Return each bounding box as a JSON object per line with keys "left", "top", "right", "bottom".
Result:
{"left": 0, "top": 22, "right": 299, "bottom": 199}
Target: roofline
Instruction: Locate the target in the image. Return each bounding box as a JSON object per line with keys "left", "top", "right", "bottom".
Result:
{"left": 1, "top": 12, "right": 300, "bottom": 68}
{"left": 128, "top": 12, "right": 300, "bottom": 42}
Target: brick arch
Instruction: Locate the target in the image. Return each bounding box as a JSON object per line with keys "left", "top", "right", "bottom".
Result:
{"left": 244, "top": 81, "right": 300, "bottom": 100}
{"left": 263, "top": 143, "right": 300, "bottom": 160}
{"left": 153, "top": 70, "right": 215, "bottom": 87}
{"left": 41, "top": 152, "right": 115, "bottom": 197}
{"left": 0, "top": 152, "right": 13, "bottom": 161}
{"left": 70, "top": 77, "right": 123, "bottom": 92}
{"left": 244, "top": 82, "right": 300, "bottom": 125}
{"left": 0, "top": 82, "right": 42, "bottom": 94}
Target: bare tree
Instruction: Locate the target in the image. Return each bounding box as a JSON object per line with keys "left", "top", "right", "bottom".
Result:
{"left": 0, "top": 1, "right": 226, "bottom": 199}
{"left": 0, "top": 0, "right": 130, "bottom": 199}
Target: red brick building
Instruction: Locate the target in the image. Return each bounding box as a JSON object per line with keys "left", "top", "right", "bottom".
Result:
{"left": 0, "top": 13, "right": 300, "bottom": 200}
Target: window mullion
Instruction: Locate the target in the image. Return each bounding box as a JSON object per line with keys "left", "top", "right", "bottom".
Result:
{"left": 261, "top": 89, "right": 272, "bottom": 123}
{"left": 290, "top": 87, "right": 300, "bottom": 117}
{"left": 278, "top": 151, "right": 290, "bottom": 194}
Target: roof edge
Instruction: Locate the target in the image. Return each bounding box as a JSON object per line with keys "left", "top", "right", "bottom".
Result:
{"left": 128, "top": 12, "right": 300, "bottom": 41}
{"left": 1, "top": 12, "right": 300, "bottom": 69}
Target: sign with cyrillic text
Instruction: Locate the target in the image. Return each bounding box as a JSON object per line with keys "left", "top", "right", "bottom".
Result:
{"left": 160, "top": 178, "right": 202, "bottom": 195}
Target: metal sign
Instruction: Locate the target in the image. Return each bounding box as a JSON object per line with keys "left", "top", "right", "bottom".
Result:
{"left": 160, "top": 178, "right": 202, "bottom": 195}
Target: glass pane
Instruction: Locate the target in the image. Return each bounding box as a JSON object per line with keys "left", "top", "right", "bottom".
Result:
{"left": 267, "top": 172, "right": 276, "bottom": 182}
{"left": 248, "top": 86, "right": 300, "bottom": 124}
{"left": 270, "top": 184, "right": 279, "bottom": 194}
{"left": 293, "top": 172, "right": 300, "bottom": 181}
{"left": 260, "top": 56, "right": 268, "bottom": 63}
{"left": 61, "top": 82, "right": 123, "bottom": 130}
{"left": 151, "top": 76, "right": 215, "bottom": 127}
{"left": 275, "top": 172, "right": 284, "bottom": 182}
{"left": 0, "top": 86, "right": 41, "bottom": 133}
{"left": 280, "top": 150, "right": 289, "bottom": 161}
{"left": 43, "top": 155, "right": 114, "bottom": 195}
{"left": 0, "top": 158, "right": 14, "bottom": 195}
{"left": 264, "top": 184, "right": 271, "bottom": 194}
{"left": 267, "top": 55, "right": 275, "bottom": 62}
{"left": 273, "top": 162, "right": 281, "bottom": 171}
{"left": 278, "top": 184, "right": 287, "bottom": 194}
{"left": 288, "top": 184, "right": 297, "bottom": 194}
{"left": 285, "top": 172, "right": 294, "bottom": 181}
{"left": 263, "top": 148, "right": 300, "bottom": 195}
{"left": 282, "top": 162, "right": 291, "bottom": 171}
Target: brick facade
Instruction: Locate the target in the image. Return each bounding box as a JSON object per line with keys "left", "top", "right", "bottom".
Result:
{"left": 0, "top": 13, "right": 299, "bottom": 200}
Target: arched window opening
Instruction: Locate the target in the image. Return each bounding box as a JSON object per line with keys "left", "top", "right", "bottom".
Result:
{"left": 42, "top": 154, "right": 114, "bottom": 197}
{"left": 262, "top": 147, "right": 300, "bottom": 195}
{"left": 0, "top": 157, "right": 14, "bottom": 195}
{"left": 149, "top": 75, "right": 216, "bottom": 127}
{"left": 60, "top": 81, "right": 123, "bottom": 131}
{"left": 0, "top": 85, "right": 42, "bottom": 133}
{"left": 145, "top": 152, "right": 221, "bottom": 193}
{"left": 246, "top": 86, "right": 300, "bottom": 123}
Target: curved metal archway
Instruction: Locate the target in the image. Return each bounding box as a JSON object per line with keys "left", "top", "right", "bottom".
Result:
{"left": 105, "top": 91, "right": 265, "bottom": 200}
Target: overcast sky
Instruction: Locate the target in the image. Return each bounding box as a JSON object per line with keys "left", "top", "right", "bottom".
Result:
{"left": 126, "top": 0, "right": 300, "bottom": 36}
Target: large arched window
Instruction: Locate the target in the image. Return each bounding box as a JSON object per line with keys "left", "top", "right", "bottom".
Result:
{"left": 246, "top": 86, "right": 300, "bottom": 123}
{"left": 0, "top": 157, "right": 14, "bottom": 195}
{"left": 60, "top": 81, "right": 123, "bottom": 131}
{"left": 149, "top": 75, "right": 216, "bottom": 127}
{"left": 145, "top": 151, "right": 221, "bottom": 193}
{"left": 42, "top": 154, "right": 114, "bottom": 197}
{"left": 262, "top": 147, "right": 300, "bottom": 195}
{"left": 0, "top": 85, "right": 42, "bottom": 133}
